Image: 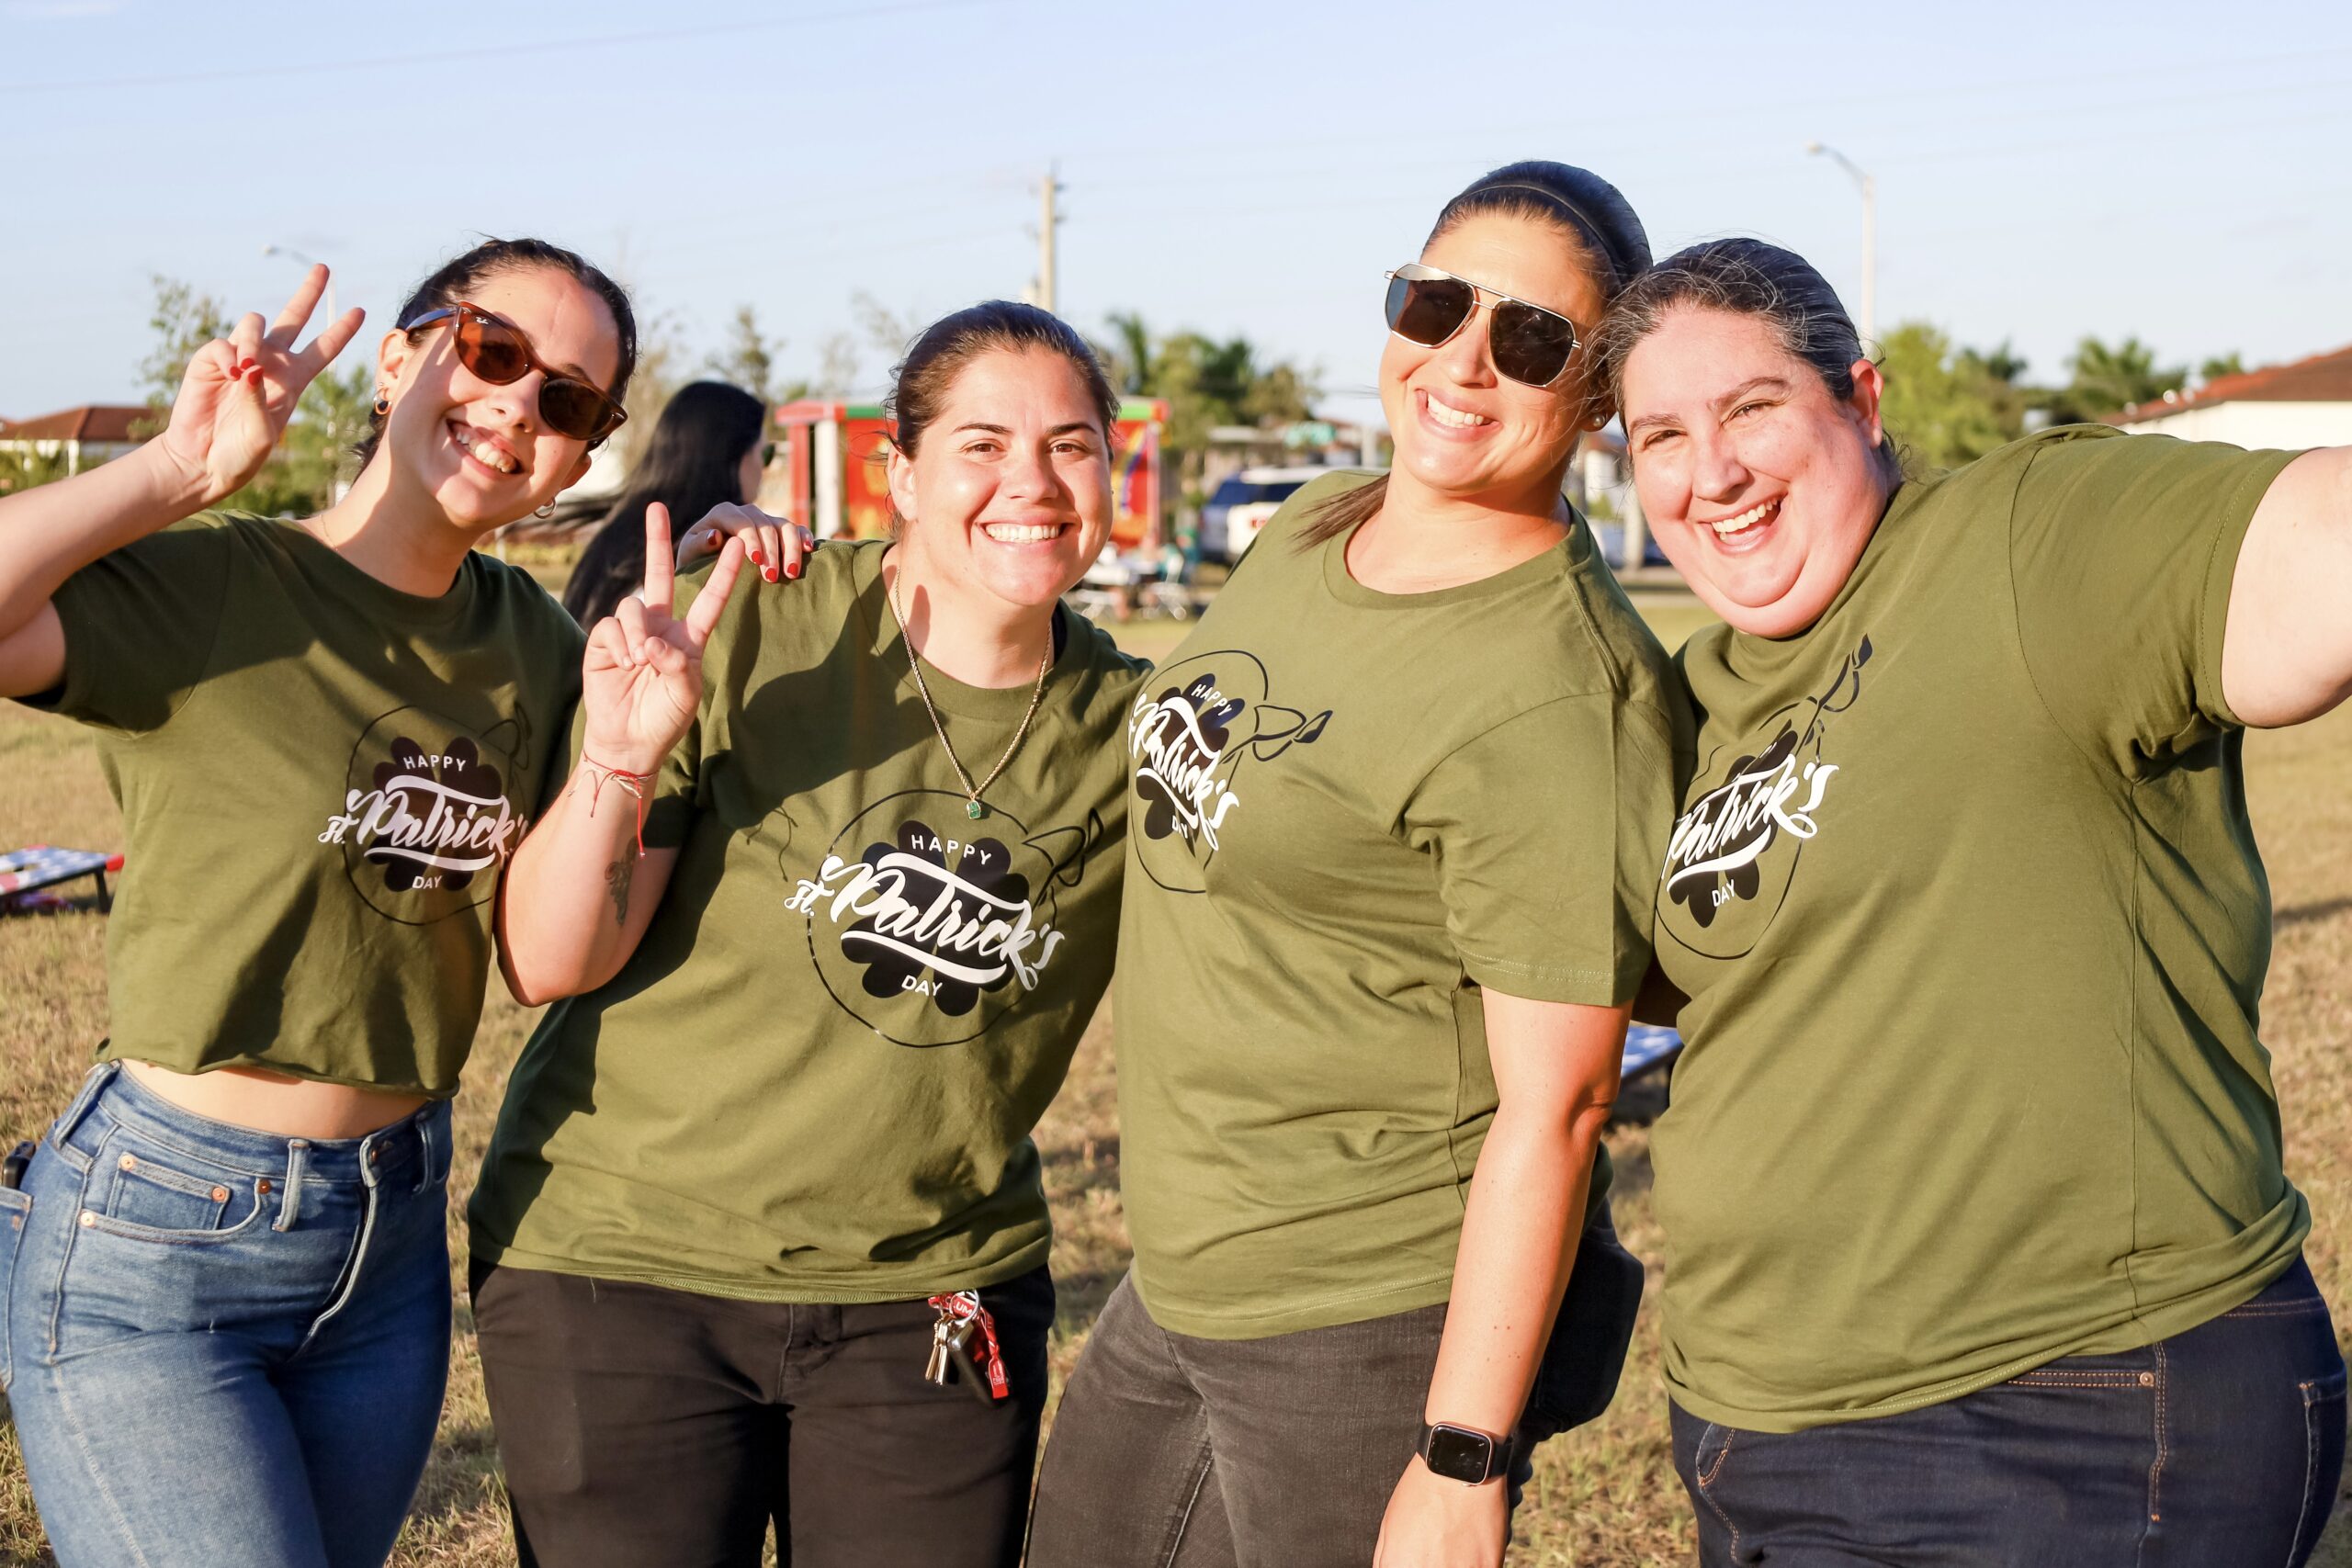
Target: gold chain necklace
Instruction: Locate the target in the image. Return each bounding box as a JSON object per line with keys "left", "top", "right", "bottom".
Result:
{"left": 887, "top": 566, "right": 1051, "bottom": 819}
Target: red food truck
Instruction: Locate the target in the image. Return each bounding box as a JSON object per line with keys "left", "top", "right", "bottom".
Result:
{"left": 768, "top": 398, "right": 1170, "bottom": 549}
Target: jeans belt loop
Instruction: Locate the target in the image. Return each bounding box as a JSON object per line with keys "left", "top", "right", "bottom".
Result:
{"left": 274, "top": 1138, "right": 310, "bottom": 1233}
{"left": 413, "top": 1112, "right": 433, "bottom": 1196}
{"left": 50, "top": 1060, "right": 121, "bottom": 1150}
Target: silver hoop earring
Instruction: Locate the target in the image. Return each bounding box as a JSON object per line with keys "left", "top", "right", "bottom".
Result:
{"left": 372, "top": 392, "right": 390, "bottom": 416}
{"left": 534, "top": 502, "right": 558, "bottom": 519}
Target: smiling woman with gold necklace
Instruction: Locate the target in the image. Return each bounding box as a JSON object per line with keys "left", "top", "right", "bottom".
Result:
{"left": 471, "top": 300, "right": 1148, "bottom": 1568}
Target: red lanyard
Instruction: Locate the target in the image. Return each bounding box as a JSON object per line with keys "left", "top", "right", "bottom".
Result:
{"left": 929, "top": 1291, "right": 1011, "bottom": 1401}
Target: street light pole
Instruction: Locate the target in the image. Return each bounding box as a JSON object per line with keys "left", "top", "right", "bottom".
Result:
{"left": 1805, "top": 142, "right": 1875, "bottom": 347}
{"left": 261, "top": 243, "right": 335, "bottom": 328}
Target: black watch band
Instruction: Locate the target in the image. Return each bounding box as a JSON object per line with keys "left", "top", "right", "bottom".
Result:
{"left": 1417, "top": 1421, "right": 1510, "bottom": 1485}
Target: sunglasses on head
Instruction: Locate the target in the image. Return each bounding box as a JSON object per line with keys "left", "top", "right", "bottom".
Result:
{"left": 1383, "top": 263, "right": 1581, "bottom": 389}
{"left": 402, "top": 301, "right": 628, "bottom": 443}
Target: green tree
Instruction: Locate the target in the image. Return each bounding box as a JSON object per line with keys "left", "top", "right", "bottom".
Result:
{"left": 704, "top": 303, "right": 781, "bottom": 406}
{"left": 2198, "top": 351, "right": 2245, "bottom": 386}
{"left": 703, "top": 303, "right": 819, "bottom": 408}
{"left": 1104, "top": 314, "right": 1320, "bottom": 503}
{"left": 1101, "top": 311, "right": 1156, "bottom": 396}
{"left": 0, "top": 446, "right": 86, "bottom": 495}
{"left": 266, "top": 358, "right": 374, "bottom": 509}
{"left": 137, "top": 275, "right": 232, "bottom": 439}
{"left": 136, "top": 274, "right": 366, "bottom": 515}
{"left": 2043, "top": 335, "right": 2186, "bottom": 424}
{"left": 1877, "top": 321, "right": 2033, "bottom": 473}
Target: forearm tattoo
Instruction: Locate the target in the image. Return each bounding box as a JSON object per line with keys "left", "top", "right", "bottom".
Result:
{"left": 603, "top": 852, "right": 635, "bottom": 928}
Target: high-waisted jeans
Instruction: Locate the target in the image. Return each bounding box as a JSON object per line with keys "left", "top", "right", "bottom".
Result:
{"left": 0, "top": 1062, "right": 455, "bottom": 1568}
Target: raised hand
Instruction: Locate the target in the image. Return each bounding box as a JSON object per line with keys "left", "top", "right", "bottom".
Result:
{"left": 581, "top": 502, "right": 747, "bottom": 776}
{"left": 153, "top": 263, "right": 366, "bottom": 506}
{"left": 675, "top": 502, "right": 815, "bottom": 584}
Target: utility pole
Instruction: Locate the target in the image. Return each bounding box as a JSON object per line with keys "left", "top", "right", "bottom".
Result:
{"left": 1805, "top": 142, "right": 1876, "bottom": 347}
{"left": 1034, "top": 164, "right": 1063, "bottom": 314}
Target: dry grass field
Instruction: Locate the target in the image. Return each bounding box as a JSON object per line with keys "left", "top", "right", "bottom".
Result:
{"left": 1, "top": 592, "right": 2346, "bottom": 1566}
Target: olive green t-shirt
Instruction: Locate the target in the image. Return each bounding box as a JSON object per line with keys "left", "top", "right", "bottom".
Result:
{"left": 1114, "top": 472, "right": 1690, "bottom": 1339}
{"left": 1650, "top": 428, "right": 2308, "bottom": 1433}
{"left": 24, "top": 512, "right": 583, "bottom": 1097}
{"left": 469, "top": 539, "right": 1146, "bottom": 1302}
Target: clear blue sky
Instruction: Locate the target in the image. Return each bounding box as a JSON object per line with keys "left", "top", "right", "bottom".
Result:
{"left": 4, "top": 0, "right": 2346, "bottom": 430}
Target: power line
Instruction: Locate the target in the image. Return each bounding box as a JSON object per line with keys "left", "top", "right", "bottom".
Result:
{"left": 0, "top": 0, "right": 1003, "bottom": 93}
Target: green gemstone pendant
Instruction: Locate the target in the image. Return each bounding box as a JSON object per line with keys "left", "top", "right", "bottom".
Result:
{"left": 966, "top": 798, "right": 986, "bottom": 819}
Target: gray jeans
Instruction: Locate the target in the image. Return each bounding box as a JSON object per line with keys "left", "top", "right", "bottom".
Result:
{"left": 1027, "top": 1213, "right": 1642, "bottom": 1568}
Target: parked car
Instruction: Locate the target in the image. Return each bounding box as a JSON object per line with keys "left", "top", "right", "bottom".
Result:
{"left": 1198, "top": 466, "right": 1367, "bottom": 564}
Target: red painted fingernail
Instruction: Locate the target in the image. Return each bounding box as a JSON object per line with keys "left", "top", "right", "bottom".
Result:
{"left": 763, "top": 567, "right": 778, "bottom": 582}
{"left": 747, "top": 548, "right": 762, "bottom": 565}
{"left": 786, "top": 561, "right": 800, "bottom": 580}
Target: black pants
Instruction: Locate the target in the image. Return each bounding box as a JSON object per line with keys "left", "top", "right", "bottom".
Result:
{"left": 1026, "top": 1212, "right": 1644, "bottom": 1568}
{"left": 469, "top": 1258, "right": 1055, "bottom": 1568}
{"left": 1669, "top": 1258, "right": 2347, "bottom": 1567}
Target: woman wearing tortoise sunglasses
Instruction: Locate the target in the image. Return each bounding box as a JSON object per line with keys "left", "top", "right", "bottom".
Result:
{"left": 0, "top": 237, "right": 707, "bottom": 1568}
{"left": 1027, "top": 162, "right": 1692, "bottom": 1568}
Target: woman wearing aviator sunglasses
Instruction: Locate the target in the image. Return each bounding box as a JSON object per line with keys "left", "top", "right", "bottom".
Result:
{"left": 1027, "top": 162, "right": 1691, "bottom": 1568}
{"left": 0, "top": 237, "right": 686, "bottom": 1568}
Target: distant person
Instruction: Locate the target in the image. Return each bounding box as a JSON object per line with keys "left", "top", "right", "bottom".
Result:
{"left": 1598, "top": 239, "right": 2348, "bottom": 1564}
{"left": 1027, "top": 162, "right": 1690, "bottom": 1568}
{"left": 469, "top": 302, "right": 1148, "bottom": 1568}
{"left": 561, "top": 378, "right": 771, "bottom": 626}
{"left": 0, "top": 240, "right": 698, "bottom": 1568}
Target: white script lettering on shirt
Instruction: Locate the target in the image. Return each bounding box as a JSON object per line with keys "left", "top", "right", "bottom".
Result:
{"left": 786, "top": 847, "right": 1066, "bottom": 989}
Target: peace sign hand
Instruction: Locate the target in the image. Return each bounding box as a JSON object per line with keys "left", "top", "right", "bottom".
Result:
{"left": 580, "top": 502, "right": 748, "bottom": 777}
{"left": 153, "top": 263, "right": 367, "bottom": 507}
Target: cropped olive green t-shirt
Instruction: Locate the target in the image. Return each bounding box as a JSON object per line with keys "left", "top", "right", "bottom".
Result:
{"left": 1113, "top": 471, "right": 1690, "bottom": 1339}
{"left": 469, "top": 540, "right": 1147, "bottom": 1303}
{"left": 26, "top": 512, "right": 584, "bottom": 1097}
{"left": 1649, "top": 428, "right": 2308, "bottom": 1433}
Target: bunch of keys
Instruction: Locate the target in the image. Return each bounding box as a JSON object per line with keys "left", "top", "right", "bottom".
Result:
{"left": 922, "top": 1290, "right": 1010, "bottom": 1404}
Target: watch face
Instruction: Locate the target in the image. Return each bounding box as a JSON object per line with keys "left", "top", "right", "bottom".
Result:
{"left": 1424, "top": 1425, "right": 1495, "bottom": 1483}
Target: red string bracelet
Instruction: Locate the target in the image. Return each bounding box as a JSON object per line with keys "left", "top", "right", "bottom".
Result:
{"left": 580, "top": 754, "right": 653, "bottom": 858}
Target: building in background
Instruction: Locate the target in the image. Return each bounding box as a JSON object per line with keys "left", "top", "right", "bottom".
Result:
{"left": 2110, "top": 344, "right": 2352, "bottom": 448}
{"left": 0, "top": 405, "right": 151, "bottom": 477}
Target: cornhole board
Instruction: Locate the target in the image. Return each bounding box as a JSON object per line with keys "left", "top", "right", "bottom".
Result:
{"left": 0, "top": 846, "right": 119, "bottom": 913}
{"left": 1621, "top": 1024, "right": 1682, "bottom": 1085}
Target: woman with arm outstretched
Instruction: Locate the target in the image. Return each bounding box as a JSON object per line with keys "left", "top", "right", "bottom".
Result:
{"left": 1602, "top": 238, "right": 2347, "bottom": 1565}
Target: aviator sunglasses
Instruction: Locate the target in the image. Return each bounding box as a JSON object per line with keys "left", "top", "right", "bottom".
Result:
{"left": 1383, "top": 264, "right": 1581, "bottom": 388}
{"left": 401, "top": 301, "right": 629, "bottom": 443}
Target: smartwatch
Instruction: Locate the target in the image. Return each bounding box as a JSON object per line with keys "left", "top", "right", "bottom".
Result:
{"left": 1417, "top": 1421, "right": 1510, "bottom": 1485}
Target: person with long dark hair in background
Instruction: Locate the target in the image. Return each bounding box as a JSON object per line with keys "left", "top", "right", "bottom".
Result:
{"left": 562, "top": 378, "right": 772, "bottom": 626}
{"left": 1027, "top": 163, "right": 1690, "bottom": 1568}
{"left": 0, "top": 238, "right": 721, "bottom": 1568}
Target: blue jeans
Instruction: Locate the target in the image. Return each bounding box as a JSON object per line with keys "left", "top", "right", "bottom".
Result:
{"left": 0, "top": 1063, "right": 455, "bottom": 1568}
{"left": 1669, "top": 1258, "right": 2347, "bottom": 1566}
